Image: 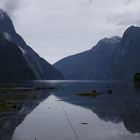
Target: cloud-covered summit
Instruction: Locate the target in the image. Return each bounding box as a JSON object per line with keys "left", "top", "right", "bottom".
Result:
{"left": 0, "top": 0, "right": 21, "bottom": 17}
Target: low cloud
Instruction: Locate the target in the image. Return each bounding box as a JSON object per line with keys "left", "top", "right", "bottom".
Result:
{"left": 0, "top": 0, "right": 21, "bottom": 17}
{"left": 124, "top": 0, "right": 133, "bottom": 4}
{"left": 109, "top": 12, "right": 140, "bottom": 26}
{"left": 108, "top": 0, "right": 140, "bottom": 26}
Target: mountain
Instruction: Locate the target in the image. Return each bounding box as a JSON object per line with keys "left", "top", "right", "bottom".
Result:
{"left": 54, "top": 36, "right": 121, "bottom": 80}
{"left": 0, "top": 33, "right": 36, "bottom": 82}
{"left": 0, "top": 9, "right": 63, "bottom": 82}
{"left": 54, "top": 26, "right": 140, "bottom": 80}
{"left": 108, "top": 26, "right": 140, "bottom": 80}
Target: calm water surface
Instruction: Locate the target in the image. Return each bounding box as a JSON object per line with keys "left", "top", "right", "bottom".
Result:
{"left": 0, "top": 81, "right": 140, "bottom": 140}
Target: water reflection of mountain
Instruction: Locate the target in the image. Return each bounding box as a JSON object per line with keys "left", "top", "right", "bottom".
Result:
{"left": 0, "top": 81, "right": 140, "bottom": 139}
{"left": 54, "top": 82, "right": 140, "bottom": 134}
{"left": 0, "top": 87, "right": 52, "bottom": 140}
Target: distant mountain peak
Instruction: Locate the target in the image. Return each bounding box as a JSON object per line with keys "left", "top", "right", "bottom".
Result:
{"left": 0, "top": 9, "right": 9, "bottom": 20}
{"left": 123, "top": 26, "right": 140, "bottom": 37}
{"left": 0, "top": 9, "right": 15, "bottom": 33}
{"left": 111, "top": 36, "right": 122, "bottom": 42}
{"left": 97, "top": 36, "right": 121, "bottom": 46}
{"left": 127, "top": 25, "right": 140, "bottom": 30}
{"left": 92, "top": 36, "right": 121, "bottom": 51}
{"left": 122, "top": 25, "right": 140, "bottom": 47}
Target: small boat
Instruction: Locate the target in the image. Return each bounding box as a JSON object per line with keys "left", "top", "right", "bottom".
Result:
{"left": 77, "top": 90, "right": 112, "bottom": 97}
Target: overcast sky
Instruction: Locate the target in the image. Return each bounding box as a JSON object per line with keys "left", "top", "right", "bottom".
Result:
{"left": 0, "top": 0, "right": 140, "bottom": 64}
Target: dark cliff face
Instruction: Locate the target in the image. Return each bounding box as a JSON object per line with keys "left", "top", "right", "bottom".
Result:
{"left": 54, "top": 36, "right": 121, "bottom": 80}
{"left": 0, "top": 9, "right": 63, "bottom": 81}
{"left": 0, "top": 34, "right": 36, "bottom": 82}
{"left": 0, "top": 10, "right": 15, "bottom": 33}
{"left": 109, "top": 26, "right": 140, "bottom": 80}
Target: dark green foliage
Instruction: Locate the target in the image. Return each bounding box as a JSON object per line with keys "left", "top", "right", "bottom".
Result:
{"left": 133, "top": 72, "right": 140, "bottom": 83}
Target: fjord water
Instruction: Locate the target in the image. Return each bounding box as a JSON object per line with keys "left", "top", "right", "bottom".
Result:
{"left": 0, "top": 81, "right": 140, "bottom": 140}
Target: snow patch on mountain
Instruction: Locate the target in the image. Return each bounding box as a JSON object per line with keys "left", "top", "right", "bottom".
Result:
{"left": 18, "top": 45, "right": 26, "bottom": 55}
{"left": 3, "top": 32, "right": 11, "bottom": 41}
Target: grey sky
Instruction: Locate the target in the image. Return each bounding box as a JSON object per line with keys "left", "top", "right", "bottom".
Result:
{"left": 0, "top": 0, "right": 139, "bottom": 64}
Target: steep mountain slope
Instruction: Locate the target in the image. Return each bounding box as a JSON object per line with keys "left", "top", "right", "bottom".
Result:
{"left": 108, "top": 26, "right": 140, "bottom": 80}
{"left": 0, "top": 9, "right": 63, "bottom": 81}
{"left": 0, "top": 33, "right": 36, "bottom": 82}
{"left": 54, "top": 36, "right": 121, "bottom": 80}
